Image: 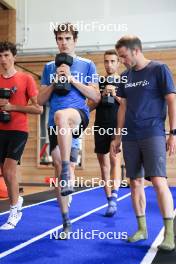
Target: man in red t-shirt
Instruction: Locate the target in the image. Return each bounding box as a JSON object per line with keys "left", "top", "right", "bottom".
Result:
{"left": 0, "top": 41, "right": 42, "bottom": 230}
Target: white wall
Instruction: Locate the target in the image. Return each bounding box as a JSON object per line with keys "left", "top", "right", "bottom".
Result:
{"left": 16, "top": 0, "right": 176, "bottom": 54}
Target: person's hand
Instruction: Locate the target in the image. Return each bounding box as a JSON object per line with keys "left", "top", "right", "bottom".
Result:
{"left": 1, "top": 102, "right": 14, "bottom": 111}
{"left": 0, "top": 99, "right": 9, "bottom": 107}
{"left": 56, "top": 64, "right": 71, "bottom": 79}
{"left": 166, "top": 135, "right": 176, "bottom": 156}
{"left": 110, "top": 136, "right": 121, "bottom": 157}
{"left": 104, "top": 85, "right": 116, "bottom": 97}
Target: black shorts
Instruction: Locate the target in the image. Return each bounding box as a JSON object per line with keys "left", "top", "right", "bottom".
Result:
{"left": 94, "top": 129, "right": 114, "bottom": 154}
{"left": 48, "top": 108, "right": 88, "bottom": 154}
{"left": 0, "top": 130, "right": 28, "bottom": 164}
{"left": 72, "top": 109, "right": 89, "bottom": 139}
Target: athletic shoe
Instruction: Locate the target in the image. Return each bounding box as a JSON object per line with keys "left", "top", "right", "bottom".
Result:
{"left": 0, "top": 209, "right": 22, "bottom": 230}
{"left": 0, "top": 196, "right": 23, "bottom": 230}
{"left": 105, "top": 200, "right": 117, "bottom": 217}
{"left": 59, "top": 221, "right": 72, "bottom": 240}
{"left": 61, "top": 181, "right": 74, "bottom": 196}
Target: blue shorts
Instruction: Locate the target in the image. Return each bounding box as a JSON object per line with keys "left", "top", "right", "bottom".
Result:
{"left": 122, "top": 136, "right": 166, "bottom": 179}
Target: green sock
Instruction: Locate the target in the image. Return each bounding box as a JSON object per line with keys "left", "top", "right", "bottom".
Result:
{"left": 158, "top": 218, "right": 175, "bottom": 251}
{"left": 128, "top": 215, "right": 148, "bottom": 242}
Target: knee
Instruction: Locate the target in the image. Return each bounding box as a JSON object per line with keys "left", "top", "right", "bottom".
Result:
{"left": 130, "top": 178, "right": 143, "bottom": 189}
{"left": 54, "top": 110, "right": 66, "bottom": 126}
{"left": 151, "top": 177, "right": 167, "bottom": 192}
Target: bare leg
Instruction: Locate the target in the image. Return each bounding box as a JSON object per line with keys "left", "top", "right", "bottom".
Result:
{"left": 128, "top": 178, "right": 148, "bottom": 242}
{"left": 54, "top": 108, "right": 81, "bottom": 196}
{"left": 97, "top": 153, "right": 111, "bottom": 197}
{"left": 110, "top": 152, "right": 121, "bottom": 191}
{"left": 2, "top": 158, "right": 18, "bottom": 206}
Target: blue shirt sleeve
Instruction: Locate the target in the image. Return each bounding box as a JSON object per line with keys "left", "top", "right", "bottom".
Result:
{"left": 157, "top": 64, "right": 176, "bottom": 96}
{"left": 87, "top": 61, "right": 99, "bottom": 84}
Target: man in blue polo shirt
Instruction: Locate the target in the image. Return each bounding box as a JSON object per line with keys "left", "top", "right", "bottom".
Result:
{"left": 38, "top": 23, "right": 100, "bottom": 238}
{"left": 111, "top": 35, "right": 176, "bottom": 251}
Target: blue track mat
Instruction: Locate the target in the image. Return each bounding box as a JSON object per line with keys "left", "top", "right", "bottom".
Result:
{"left": 0, "top": 187, "right": 176, "bottom": 264}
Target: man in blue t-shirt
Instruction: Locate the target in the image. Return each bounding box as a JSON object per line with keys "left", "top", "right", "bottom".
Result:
{"left": 38, "top": 23, "right": 100, "bottom": 239}
{"left": 111, "top": 35, "right": 176, "bottom": 251}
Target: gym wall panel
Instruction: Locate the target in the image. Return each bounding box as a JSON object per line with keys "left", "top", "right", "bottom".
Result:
{"left": 16, "top": 0, "right": 176, "bottom": 54}
{"left": 14, "top": 49, "right": 176, "bottom": 186}
{"left": 0, "top": 9, "right": 16, "bottom": 42}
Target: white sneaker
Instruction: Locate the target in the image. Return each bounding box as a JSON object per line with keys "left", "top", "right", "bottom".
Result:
{"left": 0, "top": 209, "right": 22, "bottom": 230}
{"left": 68, "top": 195, "right": 72, "bottom": 208}
{"left": 0, "top": 196, "right": 23, "bottom": 230}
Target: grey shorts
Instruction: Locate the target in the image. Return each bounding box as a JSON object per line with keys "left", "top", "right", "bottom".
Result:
{"left": 122, "top": 136, "right": 166, "bottom": 179}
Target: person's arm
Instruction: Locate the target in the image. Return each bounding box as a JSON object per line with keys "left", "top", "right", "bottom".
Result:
{"left": 1, "top": 96, "right": 43, "bottom": 114}
{"left": 110, "top": 98, "right": 127, "bottom": 155}
{"left": 87, "top": 98, "right": 99, "bottom": 112}
{"left": 37, "top": 84, "right": 54, "bottom": 106}
{"left": 57, "top": 64, "right": 101, "bottom": 103}
{"left": 165, "top": 93, "right": 176, "bottom": 155}
{"left": 71, "top": 77, "right": 100, "bottom": 103}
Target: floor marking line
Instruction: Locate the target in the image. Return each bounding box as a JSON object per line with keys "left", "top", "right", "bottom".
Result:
{"left": 0, "top": 186, "right": 101, "bottom": 216}
{"left": 140, "top": 209, "right": 176, "bottom": 264}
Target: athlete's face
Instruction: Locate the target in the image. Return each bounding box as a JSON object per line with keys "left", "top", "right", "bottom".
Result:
{"left": 56, "top": 32, "right": 77, "bottom": 55}
{"left": 116, "top": 46, "right": 137, "bottom": 69}
{"left": 104, "top": 54, "right": 119, "bottom": 75}
{"left": 0, "top": 50, "right": 15, "bottom": 71}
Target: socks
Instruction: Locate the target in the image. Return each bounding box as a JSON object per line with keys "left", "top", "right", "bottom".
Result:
{"left": 107, "top": 197, "right": 111, "bottom": 202}
{"left": 158, "top": 218, "right": 175, "bottom": 251}
{"left": 62, "top": 212, "right": 70, "bottom": 226}
{"left": 61, "top": 161, "right": 70, "bottom": 181}
{"left": 107, "top": 190, "right": 118, "bottom": 206}
{"left": 111, "top": 189, "right": 118, "bottom": 203}
{"left": 137, "top": 215, "right": 147, "bottom": 231}
{"left": 10, "top": 201, "right": 19, "bottom": 214}
{"left": 128, "top": 215, "right": 148, "bottom": 242}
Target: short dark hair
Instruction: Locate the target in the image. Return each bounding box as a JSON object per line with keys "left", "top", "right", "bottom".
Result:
{"left": 104, "top": 49, "right": 117, "bottom": 56}
{"left": 54, "top": 22, "right": 78, "bottom": 41}
{"left": 115, "top": 35, "right": 142, "bottom": 51}
{"left": 0, "top": 41, "right": 17, "bottom": 56}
